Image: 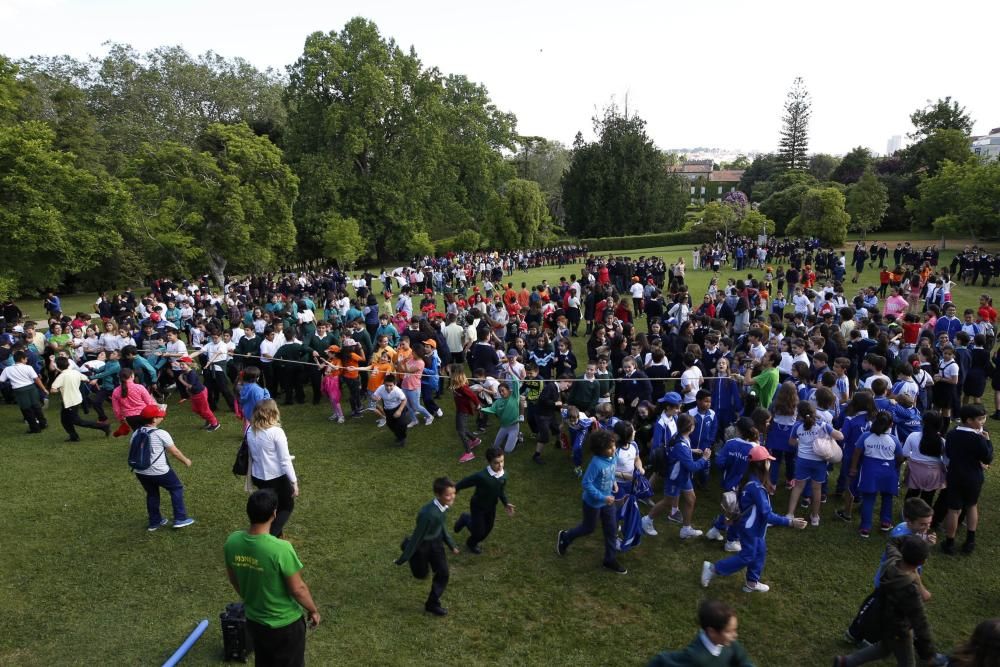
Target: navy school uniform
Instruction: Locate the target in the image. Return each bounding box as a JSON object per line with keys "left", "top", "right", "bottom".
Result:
{"left": 765, "top": 414, "right": 797, "bottom": 486}
{"left": 688, "top": 407, "right": 718, "bottom": 487}
{"left": 665, "top": 434, "right": 709, "bottom": 497}
{"left": 713, "top": 479, "right": 791, "bottom": 584}
{"left": 710, "top": 438, "right": 755, "bottom": 538}
{"left": 857, "top": 431, "right": 903, "bottom": 532}
{"left": 837, "top": 411, "right": 872, "bottom": 496}
{"left": 887, "top": 404, "right": 921, "bottom": 444}
{"left": 709, "top": 377, "right": 742, "bottom": 428}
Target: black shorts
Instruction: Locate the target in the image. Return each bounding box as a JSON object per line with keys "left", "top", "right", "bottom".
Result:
{"left": 946, "top": 478, "right": 983, "bottom": 510}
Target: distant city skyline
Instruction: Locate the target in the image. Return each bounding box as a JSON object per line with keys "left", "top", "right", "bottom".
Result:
{"left": 1, "top": 0, "right": 996, "bottom": 155}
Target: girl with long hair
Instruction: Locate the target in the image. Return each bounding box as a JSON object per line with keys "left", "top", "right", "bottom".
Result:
{"left": 247, "top": 400, "right": 298, "bottom": 538}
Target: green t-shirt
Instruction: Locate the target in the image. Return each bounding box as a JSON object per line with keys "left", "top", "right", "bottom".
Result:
{"left": 224, "top": 531, "right": 304, "bottom": 628}
{"left": 753, "top": 367, "right": 780, "bottom": 408}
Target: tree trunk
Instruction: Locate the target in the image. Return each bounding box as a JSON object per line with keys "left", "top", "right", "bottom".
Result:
{"left": 209, "top": 255, "right": 227, "bottom": 289}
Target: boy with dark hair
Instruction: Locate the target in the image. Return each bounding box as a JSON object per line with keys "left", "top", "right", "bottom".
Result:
{"left": 941, "top": 404, "right": 993, "bottom": 555}
{"left": 556, "top": 429, "right": 626, "bottom": 574}
{"left": 834, "top": 536, "right": 938, "bottom": 667}
{"left": 646, "top": 599, "right": 754, "bottom": 667}
{"left": 225, "top": 489, "right": 321, "bottom": 666}
{"left": 50, "top": 356, "right": 110, "bottom": 441}
{"left": 453, "top": 447, "right": 515, "bottom": 554}
{"left": 1, "top": 349, "right": 49, "bottom": 433}
{"left": 395, "top": 477, "right": 460, "bottom": 616}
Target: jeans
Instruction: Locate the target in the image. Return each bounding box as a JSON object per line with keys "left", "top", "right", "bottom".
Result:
{"left": 420, "top": 384, "right": 440, "bottom": 414}
{"left": 135, "top": 469, "right": 188, "bottom": 526}
{"left": 563, "top": 502, "right": 617, "bottom": 565}
{"left": 403, "top": 386, "right": 432, "bottom": 423}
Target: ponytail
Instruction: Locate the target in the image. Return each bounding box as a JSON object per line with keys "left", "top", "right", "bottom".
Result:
{"left": 797, "top": 401, "right": 816, "bottom": 431}
{"left": 119, "top": 368, "right": 133, "bottom": 397}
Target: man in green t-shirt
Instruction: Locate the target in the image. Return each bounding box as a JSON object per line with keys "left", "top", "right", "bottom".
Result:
{"left": 225, "top": 489, "right": 321, "bottom": 666}
{"left": 745, "top": 350, "right": 780, "bottom": 409}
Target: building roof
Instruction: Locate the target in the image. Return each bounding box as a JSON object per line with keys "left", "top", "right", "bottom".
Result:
{"left": 708, "top": 170, "right": 745, "bottom": 182}
{"left": 671, "top": 163, "right": 713, "bottom": 174}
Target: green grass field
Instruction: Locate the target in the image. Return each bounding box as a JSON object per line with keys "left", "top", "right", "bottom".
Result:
{"left": 2, "top": 245, "right": 997, "bottom": 666}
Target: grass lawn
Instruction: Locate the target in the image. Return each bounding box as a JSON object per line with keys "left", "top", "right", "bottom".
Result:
{"left": 2, "top": 246, "right": 997, "bottom": 666}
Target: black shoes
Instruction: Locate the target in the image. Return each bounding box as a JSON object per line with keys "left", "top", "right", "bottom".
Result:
{"left": 556, "top": 530, "right": 568, "bottom": 556}
{"left": 603, "top": 560, "right": 628, "bottom": 575}
{"left": 425, "top": 604, "right": 448, "bottom": 617}
{"left": 467, "top": 543, "right": 482, "bottom": 555}
{"left": 962, "top": 541, "right": 976, "bottom": 554}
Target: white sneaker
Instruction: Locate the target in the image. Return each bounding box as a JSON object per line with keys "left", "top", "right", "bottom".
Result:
{"left": 724, "top": 540, "right": 743, "bottom": 553}
{"left": 705, "top": 527, "right": 725, "bottom": 542}
{"left": 810, "top": 516, "right": 820, "bottom": 527}
{"left": 436, "top": 408, "right": 443, "bottom": 418}
{"left": 328, "top": 414, "right": 338, "bottom": 421}
{"left": 700, "top": 561, "right": 715, "bottom": 588}
{"left": 376, "top": 418, "right": 386, "bottom": 428}
{"left": 743, "top": 581, "right": 771, "bottom": 593}
{"left": 407, "top": 420, "right": 418, "bottom": 429}
{"left": 680, "top": 526, "right": 703, "bottom": 540}
{"left": 424, "top": 415, "right": 434, "bottom": 426}
{"left": 337, "top": 416, "right": 345, "bottom": 424}
{"left": 641, "top": 515, "right": 658, "bottom": 536}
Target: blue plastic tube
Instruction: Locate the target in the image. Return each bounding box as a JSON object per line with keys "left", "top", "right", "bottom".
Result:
{"left": 162, "top": 619, "right": 209, "bottom": 667}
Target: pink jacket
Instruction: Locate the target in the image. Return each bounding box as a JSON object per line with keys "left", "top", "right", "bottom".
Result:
{"left": 111, "top": 381, "right": 156, "bottom": 421}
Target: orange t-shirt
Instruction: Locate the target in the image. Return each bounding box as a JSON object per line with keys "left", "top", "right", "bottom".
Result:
{"left": 368, "top": 361, "right": 394, "bottom": 392}
{"left": 341, "top": 352, "right": 364, "bottom": 380}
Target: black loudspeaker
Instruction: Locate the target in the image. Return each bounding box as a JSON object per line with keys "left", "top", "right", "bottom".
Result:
{"left": 220, "top": 602, "right": 254, "bottom": 662}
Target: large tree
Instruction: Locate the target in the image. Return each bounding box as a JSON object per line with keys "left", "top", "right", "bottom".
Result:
{"left": 807, "top": 153, "right": 840, "bottom": 181}
{"left": 123, "top": 122, "right": 298, "bottom": 285}
{"left": 907, "top": 159, "right": 1000, "bottom": 240}
{"left": 738, "top": 153, "right": 782, "bottom": 201}
{"left": 909, "top": 96, "right": 974, "bottom": 141}
{"left": 562, "top": 103, "right": 686, "bottom": 238}
{"left": 846, "top": 167, "right": 889, "bottom": 239}
{"left": 830, "top": 146, "right": 873, "bottom": 185}
{"left": 284, "top": 18, "right": 517, "bottom": 262}
{"left": 777, "top": 77, "right": 811, "bottom": 171}
{"left": 787, "top": 186, "right": 849, "bottom": 245}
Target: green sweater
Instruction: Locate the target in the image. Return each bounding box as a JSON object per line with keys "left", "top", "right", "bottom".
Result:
{"left": 273, "top": 342, "right": 313, "bottom": 364}
{"left": 595, "top": 370, "right": 613, "bottom": 400}
{"left": 646, "top": 636, "right": 754, "bottom": 667}
{"left": 455, "top": 468, "right": 509, "bottom": 511}
{"left": 569, "top": 377, "right": 600, "bottom": 412}
{"left": 481, "top": 377, "right": 520, "bottom": 426}
{"left": 395, "top": 500, "right": 458, "bottom": 564}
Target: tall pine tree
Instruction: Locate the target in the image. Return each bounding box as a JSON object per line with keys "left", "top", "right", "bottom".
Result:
{"left": 778, "top": 77, "right": 811, "bottom": 170}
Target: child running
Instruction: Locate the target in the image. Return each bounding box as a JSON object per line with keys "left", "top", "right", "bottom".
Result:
{"left": 705, "top": 417, "right": 759, "bottom": 553}
{"left": 394, "top": 477, "right": 460, "bottom": 616}
{"left": 175, "top": 356, "right": 220, "bottom": 431}
{"left": 450, "top": 365, "right": 482, "bottom": 463}
{"left": 642, "top": 413, "right": 710, "bottom": 539}
{"left": 453, "top": 447, "right": 515, "bottom": 553}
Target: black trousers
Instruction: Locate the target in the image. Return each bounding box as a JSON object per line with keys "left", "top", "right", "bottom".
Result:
{"left": 60, "top": 405, "right": 104, "bottom": 440}
{"left": 409, "top": 538, "right": 449, "bottom": 608}
{"left": 246, "top": 616, "right": 306, "bottom": 667}
{"left": 463, "top": 506, "right": 497, "bottom": 549}
{"left": 252, "top": 475, "right": 295, "bottom": 537}
{"left": 386, "top": 410, "right": 408, "bottom": 444}
{"left": 205, "top": 368, "right": 235, "bottom": 412}
{"left": 280, "top": 364, "right": 305, "bottom": 404}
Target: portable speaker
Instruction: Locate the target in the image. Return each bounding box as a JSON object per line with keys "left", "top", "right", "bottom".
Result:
{"left": 220, "top": 602, "right": 253, "bottom": 662}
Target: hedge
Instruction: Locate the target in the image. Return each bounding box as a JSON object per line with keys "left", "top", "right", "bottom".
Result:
{"left": 578, "top": 230, "right": 714, "bottom": 252}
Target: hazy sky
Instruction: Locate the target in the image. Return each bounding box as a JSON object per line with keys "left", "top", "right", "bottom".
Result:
{"left": 2, "top": 0, "right": 995, "bottom": 155}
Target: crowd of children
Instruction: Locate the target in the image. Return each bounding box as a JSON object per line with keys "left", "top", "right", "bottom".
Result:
{"left": 2, "top": 238, "right": 998, "bottom": 662}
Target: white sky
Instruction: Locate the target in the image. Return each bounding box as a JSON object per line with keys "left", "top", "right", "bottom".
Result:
{"left": 2, "top": 0, "right": 995, "bottom": 155}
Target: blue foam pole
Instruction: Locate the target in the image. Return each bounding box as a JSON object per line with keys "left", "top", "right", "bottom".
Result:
{"left": 162, "top": 619, "right": 209, "bottom": 667}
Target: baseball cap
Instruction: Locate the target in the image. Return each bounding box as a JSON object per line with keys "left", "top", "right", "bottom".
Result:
{"left": 748, "top": 446, "right": 775, "bottom": 462}
{"left": 658, "top": 391, "right": 682, "bottom": 405}
{"left": 140, "top": 404, "right": 167, "bottom": 419}
{"left": 178, "top": 356, "right": 194, "bottom": 363}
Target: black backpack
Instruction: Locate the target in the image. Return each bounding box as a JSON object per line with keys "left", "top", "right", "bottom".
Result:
{"left": 127, "top": 427, "right": 163, "bottom": 472}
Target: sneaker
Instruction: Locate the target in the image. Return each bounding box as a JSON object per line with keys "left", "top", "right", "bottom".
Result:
{"left": 458, "top": 452, "right": 475, "bottom": 463}
{"left": 532, "top": 452, "right": 544, "bottom": 464}
{"left": 742, "top": 581, "right": 770, "bottom": 593}
{"left": 879, "top": 521, "right": 892, "bottom": 532}
{"left": 603, "top": 560, "right": 628, "bottom": 575}
{"left": 821, "top": 494, "right": 828, "bottom": 504}
{"left": 328, "top": 414, "right": 339, "bottom": 421}
{"left": 147, "top": 518, "right": 169, "bottom": 532}
{"left": 469, "top": 438, "right": 482, "bottom": 450}
{"left": 425, "top": 604, "right": 448, "bottom": 617}
{"left": 573, "top": 466, "right": 583, "bottom": 478}
{"left": 173, "top": 518, "right": 196, "bottom": 529}
{"left": 859, "top": 528, "right": 870, "bottom": 539}
{"left": 641, "top": 515, "right": 658, "bottom": 536}
{"left": 436, "top": 408, "right": 443, "bottom": 418}
{"left": 206, "top": 423, "right": 221, "bottom": 432}
{"left": 338, "top": 416, "right": 346, "bottom": 424}
{"left": 556, "top": 530, "right": 568, "bottom": 556}
{"left": 424, "top": 415, "right": 434, "bottom": 426}
{"left": 941, "top": 541, "right": 957, "bottom": 555}
{"left": 810, "top": 516, "right": 820, "bottom": 527}
{"left": 961, "top": 541, "right": 976, "bottom": 554}
{"left": 666, "top": 510, "right": 683, "bottom": 524}
{"left": 407, "top": 420, "right": 418, "bottom": 429}
{"left": 843, "top": 629, "right": 860, "bottom": 644}
{"left": 724, "top": 540, "right": 742, "bottom": 553}
{"left": 700, "top": 561, "right": 715, "bottom": 588}
{"left": 705, "top": 527, "right": 725, "bottom": 542}
{"left": 680, "top": 526, "right": 703, "bottom": 540}
{"left": 835, "top": 510, "right": 852, "bottom": 522}
{"left": 800, "top": 498, "right": 811, "bottom": 509}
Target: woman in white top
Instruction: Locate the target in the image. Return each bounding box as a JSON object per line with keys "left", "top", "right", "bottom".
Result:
{"left": 901, "top": 411, "right": 947, "bottom": 507}
{"left": 247, "top": 399, "right": 298, "bottom": 538}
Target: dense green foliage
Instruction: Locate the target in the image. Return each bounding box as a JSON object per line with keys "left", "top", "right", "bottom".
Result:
{"left": 562, "top": 103, "right": 687, "bottom": 238}
{"left": 578, "top": 230, "right": 712, "bottom": 251}
{"left": 787, "top": 186, "right": 850, "bottom": 245}
{"left": 908, "top": 159, "right": 1000, "bottom": 240}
